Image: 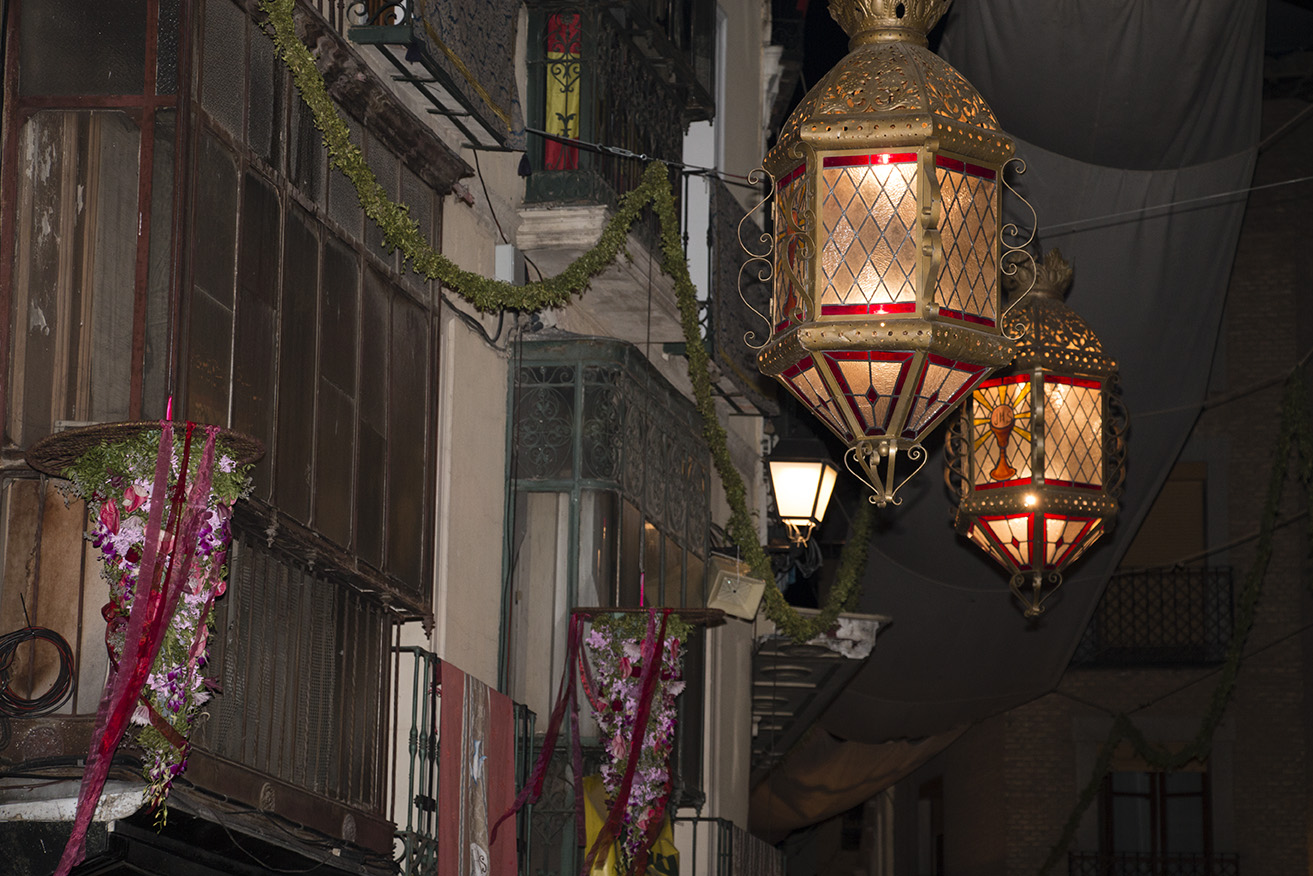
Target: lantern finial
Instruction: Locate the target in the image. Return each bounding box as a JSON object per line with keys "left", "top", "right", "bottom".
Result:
{"left": 829, "top": 0, "right": 952, "bottom": 46}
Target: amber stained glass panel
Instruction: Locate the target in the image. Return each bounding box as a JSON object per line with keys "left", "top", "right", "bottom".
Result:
{"left": 782, "top": 356, "right": 854, "bottom": 442}
{"left": 935, "top": 158, "right": 998, "bottom": 325}
{"left": 821, "top": 351, "right": 913, "bottom": 437}
{"left": 901, "top": 354, "right": 991, "bottom": 441}
{"left": 819, "top": 156, "right": 918, "bottom": 310}
{"left": 1043, "top": 377, "right": 1103, "bottom": 488}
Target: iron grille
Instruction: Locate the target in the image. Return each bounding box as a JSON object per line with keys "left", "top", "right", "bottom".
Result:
{"left": 1068, "top": 851, "right": 1239, "bottom": 876}
{"left": 194, "top": 536, "right": 394, "bottom": 813}
{"left": 1072, "top": 566, "right": 1234, "bottom": 666}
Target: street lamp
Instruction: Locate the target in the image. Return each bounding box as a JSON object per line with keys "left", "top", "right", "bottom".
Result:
{"left": 944, "top": 250, "right": 1128, "bottom": 616}
{"left": 756, "top": 0, "right": 1018, "bottom": 506}
{"left": 769, "top": 437, "right": 840, "bottom": 546}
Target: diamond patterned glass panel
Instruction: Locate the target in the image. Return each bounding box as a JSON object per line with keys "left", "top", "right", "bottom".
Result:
{"left": 1043, "top": 515, "right": 1100, "bottom": 568}
{"left": 1043, "top": 377, "right": 1103, "bottom": 487}
{"left": 822, "top": 351, "right": 912, "bottom": 436}
{"left": 783, "top": 356, "right": 853, "bottom": 442}
{"left": 1061, "top": 518, "right": 1102, "bottom": 568}
{"left": 971, "top": 376, "right": 1033, "bottom": 488}
{"left": 983, "top": 514, "right": 1031, "bottom": 568}
{"left": 936, "top": 163, "right": 997, "bottom": 323}
{"left": 968, "top": 522, "right": 1012, "bottom": 569}
{"left": 820, "top": 159, "right": 918, "bottom": 309}
{"left": 772, "top": 166, "right": 810, "bottom": 332}
{"left": 902, "top": 355, "right": 990, "bottom": 440}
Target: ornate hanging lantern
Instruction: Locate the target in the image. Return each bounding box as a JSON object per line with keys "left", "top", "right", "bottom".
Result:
{"left": 944, "top": 250, "right": 1128, "bottom": 616}
{"left": 755, "top": 0, "right": 1018, "bottom": 506}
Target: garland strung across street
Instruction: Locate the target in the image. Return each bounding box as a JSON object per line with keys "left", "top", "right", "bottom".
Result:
{"left": 262, "top": 0, "right": 872, "bottom": 644}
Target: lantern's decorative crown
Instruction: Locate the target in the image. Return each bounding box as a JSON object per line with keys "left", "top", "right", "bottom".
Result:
{"left": 1003, "top": 250, "right": 1117, "bottom": 376}
{"left": 830, "top": 0, "right": 952, "bottom": 46}
{"left": 766, "top": 0, "right": 1011, "bottom": 174}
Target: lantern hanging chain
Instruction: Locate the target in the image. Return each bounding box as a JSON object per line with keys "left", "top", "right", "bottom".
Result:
{"left": 1037, "top": 367, "right": 1313, "bottom": 875}
{"left": 261, "top": 0, "right": 871, "bottom": 642}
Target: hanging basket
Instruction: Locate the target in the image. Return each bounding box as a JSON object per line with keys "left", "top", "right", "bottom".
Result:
{"left": 30, "top": 421, "right": 261, "bottom": 875}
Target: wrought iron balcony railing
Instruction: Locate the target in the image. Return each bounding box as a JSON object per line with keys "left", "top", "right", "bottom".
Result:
{"left": 1072, "top": 566, "right": 1234, "bottom": 667}
{"left": 393, "top": 647, "right": 536, "bottom": 876}
{"left": 1069, "top": 850, "right": 1239, "bottom": 876}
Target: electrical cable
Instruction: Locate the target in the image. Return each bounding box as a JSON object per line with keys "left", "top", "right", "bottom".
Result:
{"left": 471, "top": 147, "right": 544, "bottom": 283}
{"left": 523, "top": 126, "right": 761, "bottom": 190}
{"left": 0, "top": 626, "right": 75, "bottom": 718}
{"left": 1042, "top": 173, "right": 1313, "bottom": 238}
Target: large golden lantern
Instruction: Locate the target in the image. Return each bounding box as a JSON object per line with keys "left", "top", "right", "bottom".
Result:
{"left": 944, "top": 250, "right": 1128, "bottom": 616}
{"left": 757, "top": 0, "right": 1017, "bottom": 505}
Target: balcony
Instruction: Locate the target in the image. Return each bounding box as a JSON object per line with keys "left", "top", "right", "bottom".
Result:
{"left": 528, "top": 745, "right": 785, "bottom": 876}
{"left": 523, "top": 2, "right": 710, "bottom": 207}
{"left": 392, "top": 648, "right": 536, "bottom": 876}
{"left": 0, "top": 478, "right": 405, "bottom": 867}
{"left": 1071, "top": 566, "right": 1234, "bottom": 667}
{"left": 1069, "top": 851, "right": 1240, "bottom": 875}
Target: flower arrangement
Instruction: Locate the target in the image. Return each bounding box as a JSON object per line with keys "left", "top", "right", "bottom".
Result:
{"left": 62, "top": 426, "right": 253, "bottom": 810}
{"left": 583, "top": 611, "right": 692, "bottom": 870}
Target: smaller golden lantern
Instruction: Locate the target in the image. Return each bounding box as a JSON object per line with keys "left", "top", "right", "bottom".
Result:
{"left": 756, "top": 0, "right": 1018, "bottom": 506}
{"left": 944, "top": 250, "right": 1127, "bottom": 616}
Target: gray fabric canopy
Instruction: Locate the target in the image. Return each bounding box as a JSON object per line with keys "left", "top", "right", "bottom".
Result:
{"left": 751, "top": 0, "right": 1267, "bottom": 837}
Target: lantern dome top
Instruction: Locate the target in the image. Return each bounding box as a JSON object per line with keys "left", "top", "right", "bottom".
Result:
{"left": 1003, "top": 249, "right": 1118, "bottom": 377}
{"left": 766, "top": 31, "right": 1012, "bottom": 175}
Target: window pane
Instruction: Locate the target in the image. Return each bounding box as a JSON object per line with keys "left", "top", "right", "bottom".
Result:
{"left": 275, "top": 209, "right": 319, "bottom": 518}
{"left": 186, "top": 131, "right": 238, "bottom": 427}
{"left": 643, "top": 521, "right": 661, "bottom": 606}
{"left": 248, "top": 17, "right": 283, "bottom": 167}
{"left": 674, "top": 628, "right": 704, "bottom": 804}
{"left": 320, "top": 238, "right": 359, "bottom": 396}
{"left": 386, "top": 295, "right": 430, "bottom": 590}
{"left": 663, "top": 533, "right": 684, "bottom": 607}
{"left": 201, "top": 0, "right": 246, "bottom": 135}
{"left": 233, "top": 172, "right": 280, "bottom": 490}
{"left": 356, "top": 269, "right": 389, "bottom": 568}
{"left": 315, "top": 237, "right": 359, "bottom": 547}
{"left": 327, "top": 110, "right": 363, "bottom": 238}
{"left": 289, "top": 94, "right": 326, "bottom": 206}
{"left": 579, "top": 491, "right": 618, "bottom": 607}
{"left": 685, "top": 552, "right": 705, "bottom": 611}
{"left": 9, "top": 112, "right": 140, "bottom": 445}
{"left": 363, "top": 133, "right": 398, "bottom": 267}
{"left": 1111, "top": 792, "right": 1153, "bottom": 853}
{"left": 157, "top": 0, "right": 181, "bottom": 94}
{"left": 19, "top": 0, "right": 146, "bottom": 96}
{"left": 619, "top": 500, "right": 642, "bottom": 606}
{"left": 143, "top": 110, "right": 177, "bottom": 419}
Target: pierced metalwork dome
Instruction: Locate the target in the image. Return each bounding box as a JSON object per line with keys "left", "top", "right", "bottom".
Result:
{"left": 1002, "top": 249, "right": 1118, "bottom": 377}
